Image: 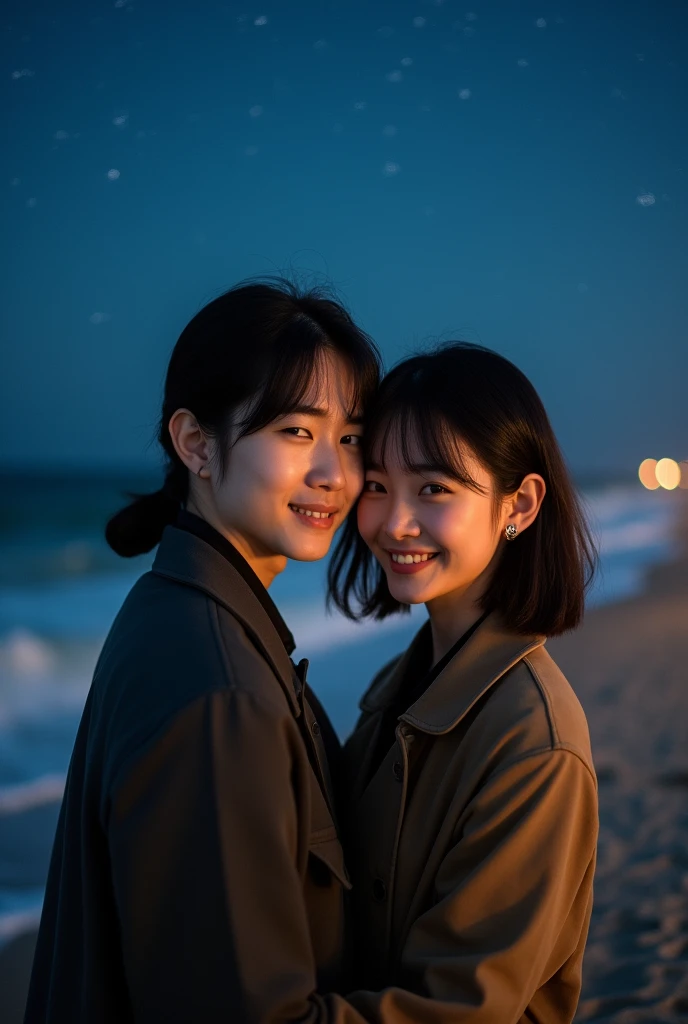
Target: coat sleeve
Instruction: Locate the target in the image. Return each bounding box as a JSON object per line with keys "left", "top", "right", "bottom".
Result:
{"left": 107, "top": 688, "right": 339, "bottom": 1024}
{"left": 346, "top": 748, "right": 598, "bottom": 1024}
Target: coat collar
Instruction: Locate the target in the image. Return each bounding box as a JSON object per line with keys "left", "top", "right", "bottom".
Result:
{"left": 152, "top": 525, "right": 301, "bottom": 716}
{"left": 360, "top": 613, "right": 545, "bottom": 736}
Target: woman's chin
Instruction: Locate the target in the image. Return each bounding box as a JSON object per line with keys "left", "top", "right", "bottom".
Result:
{"left": 386, "top": 575, "right": 432, "bottom": 606}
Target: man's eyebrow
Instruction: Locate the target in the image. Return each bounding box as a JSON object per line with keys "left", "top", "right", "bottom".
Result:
{"left": 287, "top": 404, "right": 328, "bottom": 418}
{"left": 285, "top": 405, "right": 364, "bottom": 425}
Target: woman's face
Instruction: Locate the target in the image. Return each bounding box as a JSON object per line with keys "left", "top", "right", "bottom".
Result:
{"left": 206, "top": 350, "right": 365, "bottom": 582}
{"left": 357, "top": 430, "right": 507, "bottom": 613}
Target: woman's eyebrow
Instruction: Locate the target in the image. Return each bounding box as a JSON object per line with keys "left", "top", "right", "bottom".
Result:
{"left": 366, "top": 460, "right": 451, "bottom": 476}
{"left": 406, "top": 462, "right": 452, "bottom": 476}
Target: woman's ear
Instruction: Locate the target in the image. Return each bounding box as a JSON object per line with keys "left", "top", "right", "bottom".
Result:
{"left": 504, "top": 473, "right": 546, "bottom": 536}
{"left": 168, "top": 409, "right": 212, "bottom": 479}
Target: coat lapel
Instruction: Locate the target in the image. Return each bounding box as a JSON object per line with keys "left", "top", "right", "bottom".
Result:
{"left": 359, "top": 613, "right": 546, "bottom": 736}
{"left": 151, "top": 526, "right": 343, "bottom": 827}
{"left": 152, "top": 525, "right": 300, "bottom": 716}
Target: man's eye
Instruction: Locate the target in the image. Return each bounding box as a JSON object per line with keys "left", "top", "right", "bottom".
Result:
{"left": 420, "top": 484, "right": 449, "bottom": 495}
{"left": 341, "top": 434, "right": 363, "bottom": 446}
{"left": 363, "top": 480, "right": 386, "bottom": 493}
{"left": 282, "top": 427, "right": 310, "bottom": 438}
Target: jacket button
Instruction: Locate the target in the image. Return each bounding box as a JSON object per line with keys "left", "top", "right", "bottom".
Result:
{"left": 311, "top": 721, "right": 321, "bottom": 737}
{"left": 392, "top": 761, "right": 403, "bottom": 782}
{"left": 372, "top": 878, "right": 387, "bottom": 903}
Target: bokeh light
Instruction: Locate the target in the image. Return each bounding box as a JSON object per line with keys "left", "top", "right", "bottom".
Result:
{"left": 655, "top": 458, "right": 681, "bottom": 490}
{"left": 638, "top": 459, "right": 660, "bottom": 489}
{"left": 679, "top": 462, "right": 688, "bottom": 490}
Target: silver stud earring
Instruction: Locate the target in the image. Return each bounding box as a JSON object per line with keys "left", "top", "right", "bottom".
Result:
{"left": 505, "top": 523, "right": 518, "bottom": 541}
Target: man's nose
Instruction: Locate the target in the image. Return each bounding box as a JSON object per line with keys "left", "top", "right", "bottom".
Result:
{"left": 305, "top": 438, "right": 346, "bottom": 491}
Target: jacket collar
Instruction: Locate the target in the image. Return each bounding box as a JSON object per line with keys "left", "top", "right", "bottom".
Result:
{"left": 152, "top": 525, "right": 301, "bottom": 716}
{"left": 360, "top": 613, "right": 545, "bottom": 736}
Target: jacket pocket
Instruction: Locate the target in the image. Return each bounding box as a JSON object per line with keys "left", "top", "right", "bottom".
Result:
{"left": 309, "top": 827, "right": 353, "bottom": 890}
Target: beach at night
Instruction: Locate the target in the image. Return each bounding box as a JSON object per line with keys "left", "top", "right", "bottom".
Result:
{"left": 3, "top": 0, "right": 686, "bottom": 1018}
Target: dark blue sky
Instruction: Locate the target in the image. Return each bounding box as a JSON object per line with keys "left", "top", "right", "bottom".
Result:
{"left": 2, "top": 0, "right": 686, "bottom": 474}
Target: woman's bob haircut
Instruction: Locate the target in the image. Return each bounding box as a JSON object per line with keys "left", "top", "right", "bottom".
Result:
{"left": 106, "top": 277, "right": 381, "bottom": 558}
{"left": 328, "top": 343, "right": 597, "bottom": 637}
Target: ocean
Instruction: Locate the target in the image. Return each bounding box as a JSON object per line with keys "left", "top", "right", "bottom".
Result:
{"left": 0, "top": 469, "right": 680, "bottom": 948}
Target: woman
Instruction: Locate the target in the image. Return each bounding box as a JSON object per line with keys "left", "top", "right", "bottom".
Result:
{"left": 25, "top": 280, "right": 381, "bottom": 1023}
{"left": 330, "top": 343, "right": 599, "bottom": 1023}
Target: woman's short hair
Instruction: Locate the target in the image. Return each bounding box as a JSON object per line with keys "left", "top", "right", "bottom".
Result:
{"left": 106, "top": 278, "right": 381, "bottom": 557}
{"left": 328, "top": 343, "right": 597, "bottom": 637}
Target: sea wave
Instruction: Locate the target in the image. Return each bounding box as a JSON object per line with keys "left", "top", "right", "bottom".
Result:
{"left": 0, "top": 774, "right": 66, "bottom": 815}
{"left": 0, "top": 889, "right": 45, "bottom": 949}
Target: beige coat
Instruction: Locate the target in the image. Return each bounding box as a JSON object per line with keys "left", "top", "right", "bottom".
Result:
{"left": 340, "top": 614, "right": 598, "bottom": 1023}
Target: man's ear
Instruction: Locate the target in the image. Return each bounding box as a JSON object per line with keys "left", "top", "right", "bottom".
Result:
{"left": 168, "top": 409, "right": 212, "bottom": 479}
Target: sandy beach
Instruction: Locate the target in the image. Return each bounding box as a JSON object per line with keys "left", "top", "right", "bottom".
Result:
{"left": 1, "top": 496, "right": 687, "bottom": 1022}
{"left": 554, "top": 497, "right": 688, "bottom": 1023}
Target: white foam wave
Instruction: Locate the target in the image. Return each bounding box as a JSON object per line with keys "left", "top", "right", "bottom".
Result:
{"left": 0, "top": 629, "right": 55, "bottom": 676}
{"left": 0, "top": 774, "right": 66, "bottom": 814}
{"left": 600, "top": 518, "right": 673, "bottom": 555}
{"left": 0, "top": 902, "right": 43, "bottom": 946}
{"left": 288, "top": 602, "right": 424, "bottom": 656}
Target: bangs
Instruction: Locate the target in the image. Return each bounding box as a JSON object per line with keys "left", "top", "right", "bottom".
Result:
{"left": 233, "top": 316, "right": 378, "bottom": 440}
{"left": 370, "top": 394, "right": 488, "bottom": 496}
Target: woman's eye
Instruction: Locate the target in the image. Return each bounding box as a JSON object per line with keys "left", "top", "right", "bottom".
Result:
{"left": 341, "top": 434, "right": 362, "bottom": 446}
{"left": 282, "top": 427, "right": 311, "bottom": 438}
{"left": 420, "top": 483, "right": 449, "bottom": 495}
{"left": 363, "top": 480, "right": 386, "bottom": 493}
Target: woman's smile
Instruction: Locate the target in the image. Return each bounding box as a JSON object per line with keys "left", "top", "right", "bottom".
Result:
{"left": 386, "top": 549, "right": 440, "bottom": 573}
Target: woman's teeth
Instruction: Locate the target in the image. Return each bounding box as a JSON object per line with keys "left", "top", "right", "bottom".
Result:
{"left": 390, "top": 553, "right": 436, "bottom": 564}
{"left": 290, "top": 506, "right": 333, "bottom": 519}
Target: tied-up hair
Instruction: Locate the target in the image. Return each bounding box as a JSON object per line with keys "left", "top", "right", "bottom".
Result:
{"left": 106, "top": 278, "right": 381, "bottom": 557}
{"left": 328, "top": 343, "right": 597, "bottom": 637}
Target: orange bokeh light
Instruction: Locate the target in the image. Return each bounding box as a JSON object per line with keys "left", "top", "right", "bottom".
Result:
{"left": 656, "top": 458, "right": 681, "bottom": 490}
{"left": 677, "top": 461, "right": 688, "bottom": 490}
{"left": 638, "top": 458, "right": 660, "bottom": 490}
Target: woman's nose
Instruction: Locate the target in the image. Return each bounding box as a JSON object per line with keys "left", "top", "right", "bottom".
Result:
{"left": 384, "top": 502, "right": 421, "bottom": 540}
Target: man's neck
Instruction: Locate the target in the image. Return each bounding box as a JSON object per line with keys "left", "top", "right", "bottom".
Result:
{"left": 185, "top": 501, "right": 286, "bottom": 589}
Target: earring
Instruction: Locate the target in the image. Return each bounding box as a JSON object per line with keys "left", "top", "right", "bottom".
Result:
{"left": 505, "top": 523, "right": 518, "bottom": 541}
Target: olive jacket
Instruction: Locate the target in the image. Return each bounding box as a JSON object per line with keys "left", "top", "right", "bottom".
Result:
{"left": 341, "top": 615, "right": 599, "bottom": 1024}
{"left": 24, "top": 524, "right": 352, "bottom": 1024}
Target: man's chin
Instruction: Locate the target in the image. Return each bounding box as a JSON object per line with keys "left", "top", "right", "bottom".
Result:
{"left": 282, "top": 536, "right": 334, "bottom": 563}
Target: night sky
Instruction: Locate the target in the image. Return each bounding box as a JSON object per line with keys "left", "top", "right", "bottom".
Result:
{"left": 2, "top": 0, "right": 686, "bottom": 474}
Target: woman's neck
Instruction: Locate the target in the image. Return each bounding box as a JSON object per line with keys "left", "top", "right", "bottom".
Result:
{"left": 426, "top": 583, "right": 487, "bottom": 666}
